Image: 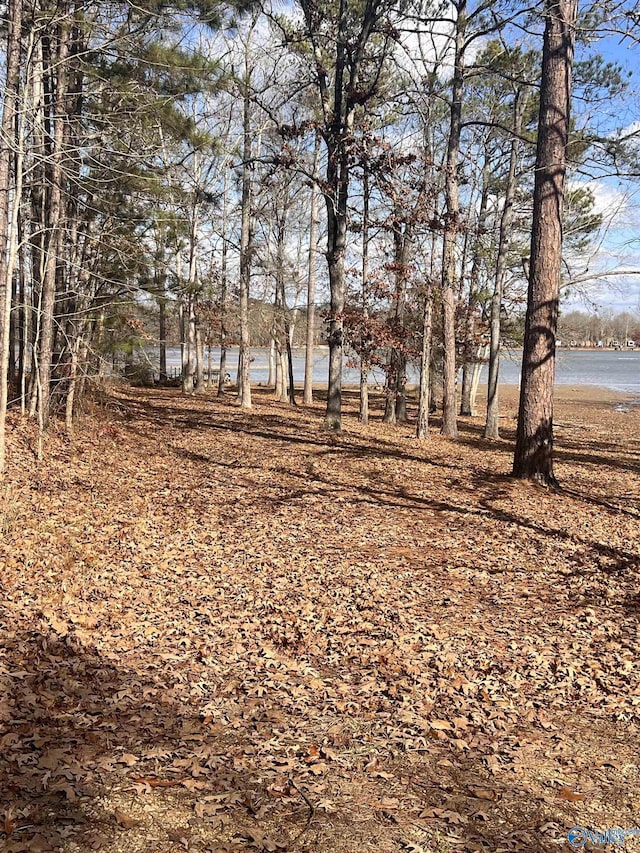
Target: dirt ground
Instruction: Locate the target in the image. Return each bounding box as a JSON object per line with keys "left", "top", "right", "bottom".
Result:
{"left": 1, "top": 383, "right": 639, "bottom": 853}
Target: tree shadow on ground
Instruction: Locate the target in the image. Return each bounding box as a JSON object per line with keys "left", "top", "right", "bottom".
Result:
{"left": 0, "top": 617, "right": 581, "bottom": 853}
{"left": 455, "top": 420, "right": 640, "bottom": 517}
{"left": 234, "top": 443, "right": 639, "bottom": 580}
{"left": 455, "top": 417, "right": 640, "bottom": 476}
{"left": 0, "top": 619, "right": 265, "bottom": 852}
{"left": 115, "top": 389, "right": 465, "bottom": 474}
{"left": 115, "top": 388, "right": 639, "bottom": 578}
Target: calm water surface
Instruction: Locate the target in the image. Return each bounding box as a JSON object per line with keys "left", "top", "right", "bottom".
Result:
{"left": 154, "top": 347, "right": 640, "bottom": 396}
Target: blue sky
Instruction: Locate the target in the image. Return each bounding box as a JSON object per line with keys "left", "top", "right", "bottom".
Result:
{"left": 565, "top": 24, "right": 640, "bottom": 314}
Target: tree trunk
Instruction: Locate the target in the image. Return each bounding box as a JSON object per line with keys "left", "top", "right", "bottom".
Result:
{"left": 429, "top": 359, "right": 438, "bottom": 414}
{"left": 396, "top": 352, "right": 407, "bottom": 422}
{"left": 359, "top": 161, "right": 370, "bottom": 425}
{"left": 323, "top": 158, "right": 348, "bottom": 430}
{"left": 236, "top": 347, "right": 242, "bottom": 393}
{"left": 485, "top": 92, "right": 527, "bottom": 438}
{"left": 18, "top": 203, "right": 28, "bottom": 414}
{"left": 416, "top": 285, "right": 433, "bottom": 439}
{"left": 274, "top": 341, "right": 284, "bottom": 400}
{"left": 284, "top": 314, "right": 297, "bottom": 407}
{"left": 513, "top": 0, "right": 577, "bottom": 485}
{"left": 298, "top": 0, "right": 383, "bottom": 429}
{"left": 383, "top": 220, "right": 412, "bottom": 424}
{"left": 285, "top": 336, "right": 296, "bottom": 405}
{"left": 179, "top": 290, "right": 188, "bottom": 388}
{"left": 8, "top": 270, "right": 17, "bottom": 385}
{"left": 460, "top": 157, "right": 490, "bottom": 416}
{"left": 65, "top": 339, "right": 80, "bottom": 437}
{"left": 159, "top": 296, "right": 167, "bottom": 383}
{"left": 279, "top": 350, "right": 288, "bottom": 402}
{"left": 195, "top": 325, "right": 205, "bottom": 392}
{"left": 304, "top": 133, "right": 320, "bottom": 406}
{"left": 321, "top": 0, "right": 355, "bottom": 432}
{"left": 274, "top": 208, "right": 296, "bottom": 406}
{"left": 237, "top": 26, "right": 254, "bottom": 410}
{"left": 470, "top": 344, "right": 487, "bottom": 414}
{"left": 218, "top": 168, "right": 229, "bottom": 396}
{"left": 156, "top": 230, "right": 168, "bottom": 383}
{"left": 28, "top": 35, "right": 45, "bottom": 420}
{"left": 57, "top": 3, "right": 85, "bottom": 417}
{"left": 0, "top": 0, "right": 24, "bottom": 472}
{"left": 182, "top": 293, "right": 197, "bottom": 393}
{"left": 183, "top": 191, "right": 200, "bottom": 394}
{"left": 38, "top": 14, "right": 69, "bottom": 429}
{"left": 237, "top": 141, "right": 252, "bottom": 406}
{"left": 268, "top": 337, "right": 275, "bottom": 388}
{"left": 441, "top": 0, "right": 466, "bottom": 439}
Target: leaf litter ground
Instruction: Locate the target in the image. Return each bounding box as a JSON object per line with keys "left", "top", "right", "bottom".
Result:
{"left": 1, "top": 384, "right": 639, "bottom": 853}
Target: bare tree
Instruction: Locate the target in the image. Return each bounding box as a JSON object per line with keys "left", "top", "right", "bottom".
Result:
{"left": 485, "top": 86, "right": 530, "bottom": 438}
{"left": 303, "top": 132, "right": 320, "bottom": 406}
{"left": 237, "top": 17, "right": 259, "bottom": 410}
{"left": 440, "top": 0, "right": 467, "bottom": 439}
{"left": 297, "top": 0, "right": 397, "bottom": 430}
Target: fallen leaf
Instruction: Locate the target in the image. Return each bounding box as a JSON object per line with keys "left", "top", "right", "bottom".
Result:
{"left": 3, "top": 806, "right": 15, "bottom": 836}
{"left": 115, "top": 809, "right": 139, "bottom": 829}
{"left": 167, "top": 827, "right": 192, "bottom": 847}
{"left": 429, "top": 719, "right": 453, "bottom": 731}
{"left": 468, "top": 787, "right": 498, "bottom": 802}
{"left": 558, "top": 786, "right": 585, "bottom": 802}
{"left": 132, "top": 776, "right": 178, "bottom": 788}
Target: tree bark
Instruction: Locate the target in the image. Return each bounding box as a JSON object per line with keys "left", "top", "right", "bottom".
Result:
{"left": 440, "top": 0, "right": 466, "bottom": 439}
{"left": 274, "top": 209, "right": 295, "bottom": 405}
{"left": 485, "top": 92, "right": 527, "bottom": 438}
{"left": 416, "top": 284, "right": 433, "bottom": 439}
{"left": 285, "top": 333, "right": 296, "bottom": 405}
{"left": 298, "top": 0, "right": 382, "bottom": 431}
{"left": 28, "top": 35, "right": 45, "bottom": 419}
{"left": 195, "top": 325, "right": 205, "bottom": 392}
{"left": 38, "top": 13, "right": 69, "bottom": 429}
{"left": 304, "top": 133, "right": 320, "bottom": 406}
{"left": 183, "top": 172, "right": 201, "bottom": 394}
{"left": 383, "top": 218, "right": 412, "bottom": 425}
{"left": 155, "top": 225, "right": 168, "bottom": 383}
{"left": 0, "top": 0, "right": 24, "bottom": 472}
{"left": 460, "top": 157, "right": 490, "bottom": 416}
{"left": 182, "top": 293, "right": 197, "bottom": 393}
{"left": 159, "top": 296, "right": 167, "bottom": 382}
{"left": 323, "top": 142, "right": 348, "bottom": 430}
{"left": 218, "top": 168, "right": 229, "bottom": 396}
{"left": 274, "top": 339, "right": 284, "bottom": 399}
{"left": 18, "top": 201, "right": 28, "bottom": 413}
{"left": 359, "top": 160, "right": 370, "bottom": 425}
{"left": 513, "top": 0, "right": 577, "bottom": 485}
{"left": 237, "top": 45, "right": 253, "bottom": 410}
{"left": 268, "top": 337, "right": 275, "bottom": 388}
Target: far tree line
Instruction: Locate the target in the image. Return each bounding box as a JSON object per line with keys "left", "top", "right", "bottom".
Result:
{"left": 557, "top": 310, "right": 640, "bottom": 346}
{"left": 0, "top": 0, "right": 638, "bottom": 485}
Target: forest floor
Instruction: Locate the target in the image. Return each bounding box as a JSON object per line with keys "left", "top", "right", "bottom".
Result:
{"left": 1, "top": 382, "right": 639, "bottom": 853}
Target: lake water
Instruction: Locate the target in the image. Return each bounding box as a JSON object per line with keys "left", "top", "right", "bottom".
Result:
{"left": 152, "top": 346, "right": 640, "bottom": 396}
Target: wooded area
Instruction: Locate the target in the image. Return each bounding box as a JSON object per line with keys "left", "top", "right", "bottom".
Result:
{"left": 0, "top": 0, "right": 638, "bottom": 477}
{"left": 1, "top": 0, "right": 640, "bottom": 850}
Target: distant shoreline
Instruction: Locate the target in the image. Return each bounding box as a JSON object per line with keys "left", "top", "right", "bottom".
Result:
{"left": 333, "top": 381, "right": 637, "bottom": 400}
